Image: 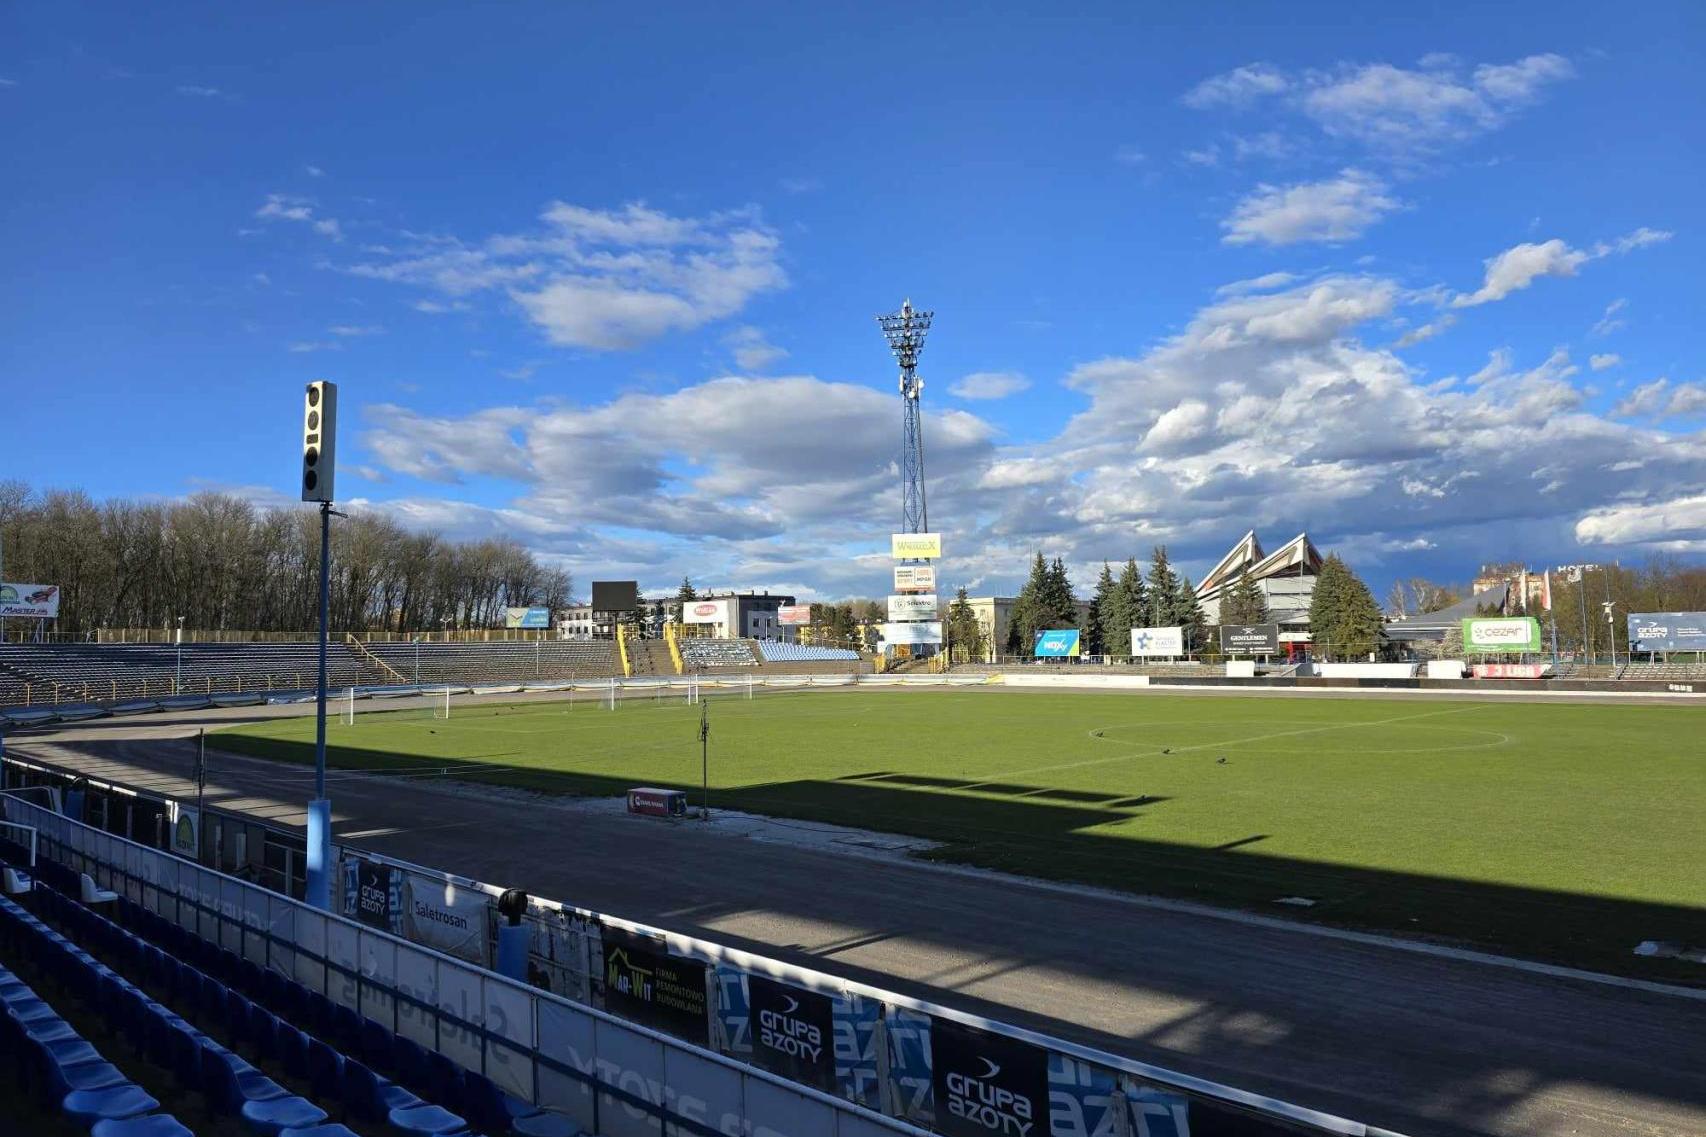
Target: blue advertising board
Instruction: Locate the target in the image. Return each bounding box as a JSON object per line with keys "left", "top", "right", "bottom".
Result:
{"left": 1627, "top": 612, "right": 1706, "bottom": 651}
{"left": 505, "top": 606, "right": 551, "bottom": 629}
{"left": 1034, "top": 629, "right": 1082, "bottom": 658}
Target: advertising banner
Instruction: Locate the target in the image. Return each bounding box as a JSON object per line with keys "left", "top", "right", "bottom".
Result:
{"left": 746, "top": 974, "right": 836, "bottom": 1092}
{"left": 1219, "top": 623, "right": 1279, "bottom": 654}
{"left": 599, "top": 924, "right": 709, "bottom": 1044}
{"left": 0, "top": 583, "right": 60, "bottom": 619}
{"left": 777, "top": 604, "right": 812, "bottom": 626}
{"left": 882, "top": 621, "right": 943, "bottom": 646}
{"left": 1034, "top": 629, "right": 1082, "bottom": 658}
{"left": 402, "top": 876, "right": 490, "bottom": 966}
{"left": 1462, "top": 617, "right": 1542, "bottom": 653}
{"left": 894, "top": 565, "right": 938, "bottom": 592}
{"left": 1471, "top": 663, "right": 1546, "bottom": 679}
{"left": 888, "top": 593, "right": 939, "bottom": 621}
{"left": 353, "top": 859, "right": 397, "bottom": 932}
{"left": 891, "top": 532, "right": 943, "bottom": 560}
{"left": 1129, "top": 626, "right": 1184, "bottom": 657}
{"left": 169, "top": 805, "right": 199, "bottom": 859}
{"left": 1627, "top": 612, "right": 1706, "bottom": 652}
{"left": 503, "top": 606, "right": 551, "bottom": 629}
{"left": 683, "top": 599, "right": 730, "bottom": 627}
{"left": 930, "top": 1016, "right": 1049, "bottom": 1137}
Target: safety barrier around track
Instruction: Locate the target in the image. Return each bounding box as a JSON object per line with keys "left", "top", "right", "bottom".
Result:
{"left": 2, "top": 751, "right": 1408, "bottom": 1137}
{"left": 0, "top": 791, "right": 926, "bottom": 1137}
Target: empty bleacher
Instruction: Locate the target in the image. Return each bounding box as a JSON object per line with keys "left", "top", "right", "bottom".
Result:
{"left": 0, "top": 642, "right": 381, "bottom": 704}
{"left": 1617, "top": 660, "right": 1706, "bottom": 681}
{"left": 2, "top": 855, "right": 583, "bottom": 1137}
{"left": 754, "top": 640, "right": 860, "bottom": 663}
{"left": 678, "top": 638, "right": 758, "bottom": 669}
{"left": 361, "top": 640, "right": 617, "bottom": 684}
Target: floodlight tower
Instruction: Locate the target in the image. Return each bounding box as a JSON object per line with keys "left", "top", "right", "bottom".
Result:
{"left": 877, "top": 299, "right": 933, "bottom": 534}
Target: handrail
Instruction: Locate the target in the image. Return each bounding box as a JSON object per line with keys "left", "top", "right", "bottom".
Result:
{"left": 664, "top": 620, "right": 684, "bottom": 674}
{"left": 344, "top": 633, "right": 406, "bottom": 684}
{"left": 615, "top": 623, "right": 632, "bottom": 678}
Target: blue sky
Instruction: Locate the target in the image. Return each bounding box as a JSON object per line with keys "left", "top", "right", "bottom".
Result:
{"left": 3, "top": 2, "right": 1703, "bottom": 602}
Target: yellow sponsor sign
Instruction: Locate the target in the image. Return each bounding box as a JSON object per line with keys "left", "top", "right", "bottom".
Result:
{"left": 890, "top": 532, "right": 942, "bottom": 560}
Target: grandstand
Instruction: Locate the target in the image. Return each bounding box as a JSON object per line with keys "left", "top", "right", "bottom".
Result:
{"left": 678, "top": 637, "right": 758, "bottom": 668}
{"left": 1, "top": 860, "right": 584, "bottom": 1137}
{"left": 360, "top": 639, "right": 617, "bottom": 684}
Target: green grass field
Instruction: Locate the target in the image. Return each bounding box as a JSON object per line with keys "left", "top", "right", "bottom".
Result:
{"left": 213, "top": 688, "right": 1706, "bottom": 978}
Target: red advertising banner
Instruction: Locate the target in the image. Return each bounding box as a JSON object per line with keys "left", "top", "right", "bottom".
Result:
{"left": 1472, "top": 663, "right": 1546, "bottom": 679}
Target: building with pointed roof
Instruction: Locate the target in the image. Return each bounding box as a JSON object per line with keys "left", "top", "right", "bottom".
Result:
{"left": 1194, "top": 530, "right": 1323, "bottom": 640}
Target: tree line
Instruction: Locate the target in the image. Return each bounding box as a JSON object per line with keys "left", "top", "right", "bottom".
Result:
{"left": 0, "top": 480, "right": 572, "bottom": 637}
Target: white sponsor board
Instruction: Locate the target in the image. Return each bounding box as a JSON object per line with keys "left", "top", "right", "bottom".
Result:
{"left": 0, "top": 583, "right": 60, "bottom": 619}
{"left": 402, "top": 876, "right": 490, "bottom": 966}
{"left": 1129, "top": 626, "right": 1184, "bottom": 657}
{"left": 169, "top": 804, "right": 199, "bottom": 858}
{"left": 777, "top": 604, "right": 811, "bottom": 626}
{"left": 682, "top": 599, "right": 730, "bottom": 626}
{"left": 881, "top": 621, "right": 943, "bottom": 645}
{"left": 890, "top": 532, "right": 942, "bottom": 560}
{"left": 893, "top": 565, "right": 937, "bottom": 592}
{"left": 887, "top": 593, "right": 938, "bottom": 621}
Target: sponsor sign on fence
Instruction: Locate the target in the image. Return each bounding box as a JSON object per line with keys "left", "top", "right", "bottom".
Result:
{"left": 0, "top": 583, "right": 60, "bottom": 619}
{"left": 1462, "top": 617, "right": 1542, "bottom": 653}
{"left": 503, "top": 606, "right": 551, "bottom": 629}
{"left": 891, "top": 532, "right": 943, "bottom": 560}
{"left": 1472, "top": 663, "right": 1546, "bottom": 679}
{"left": 352, "top": 859, "right": 397, "bottom": 932}
{"left": 402, "top": 875, "right": 490, "bottom": 965}
{"left": 888, "top": 594, "right": 939, "bottom": 622}
{"left": 1219, "top": 623, "right": 1279, "bottom": 654}
{"left": 169, "top": 805, "right": 198, "bottom": 858}
{"left": 600, "top": 923, "right": 710, "bottom": 1044}
{"left": 882, "top": 621, "right": 943, "bottom": 646}
{"left": 747, "top": 974, "right": 837, "bottom": 1091}
{"left": 1627, "top": 612, "right": 1706, "bottom": 651}
{"left": 778, "top": 604, "right": 812, "bottom": 626}
{"left": 894, "top": 565, "right": 937, "bottom": 592}
{"left": 930, "top": 1016, "right": 1049, "bottom": 1137}
{"left": 1034, "top": 629, "right": 1081, "bottom": 658}
{"left": 1129, "top": 626, "right": 1184, "bottom": 657}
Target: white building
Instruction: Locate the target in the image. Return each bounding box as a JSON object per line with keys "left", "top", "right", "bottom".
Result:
{"left": 681, "top": 592, "right": 798, "bottom": 641}
{"left": 1193, "top": 531, "right": 1322, "bottom": 640}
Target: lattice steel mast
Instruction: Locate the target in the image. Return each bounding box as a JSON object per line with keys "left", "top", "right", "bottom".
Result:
{"left": 877, "top": 299, "right": 934, "bottom": 534}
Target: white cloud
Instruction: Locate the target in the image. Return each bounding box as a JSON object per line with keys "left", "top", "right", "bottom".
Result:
{"left": 412, "top": 299, "right": 470, "bottom": 314}
{"left": 1589, "top": 353, "right": 1620, "bottom": 371}
{"left": 328, "top": 324, "right": 383, "bottom": 337}
{"left": 1113, "top": 146, "right": 1146, "bottom": 166}
{"left": 1182, "top": 145, "right": 1220, "bottom": 167}
{"left": 305, "top": 165, "right": 325, "bottom": 178}
{"left": 724, "top": 326, "right": 788, "bottom": 372}
{"left": 1576, "top": 495, "right": 1706, "bottom": 551}
{"left": 346, "top": 201, "right": 785, "bottom": 350}
{"left": 254, "top": 193, "right": 343, "bottom": 241}
{"left": 1394, "top": 313, "right": 1457, "bottom": 347}
{"left": 779, "top": 177, "right": 822, "bottom": 194}
{"left": 1221, "top": 169, "right": 1400, "bottom": 246}
{"left": 1216, "top": 272, "right": 1299, "bottom": 296}
{"left": 1185, "top": 54, "right": 1574, "bottom": 156}
{"left": 0, "top": 78, "right": 18, "bottom": 88}
{"left": 288, "top": 341, "right": 338, "bottom": 353}
{"left": 176, "top": 84, "right": 225, "bottom": 98}
{"left": 1182, "top": 64, "right": 1289, "bottom": 108}
{"left": 1613, "top": 378, "right": 1706, "bottom": 419}
{"left": 1453, "top": 229, "right": 1670, "bottom": 307}
{"left": 1592, "top": 298, "right": 1628, "bottom": 337}
{"left": 949, "top": 372, "right": 1031, "bottom": 400}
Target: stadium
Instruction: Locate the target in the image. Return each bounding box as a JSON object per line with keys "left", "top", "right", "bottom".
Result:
{"left": 3, "top": 11, "right": 1704, "bottom": 1137}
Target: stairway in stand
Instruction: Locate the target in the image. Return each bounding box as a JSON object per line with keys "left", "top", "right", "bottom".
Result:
{"left": 628, "top": 637, "right": 676, "bottom": 676}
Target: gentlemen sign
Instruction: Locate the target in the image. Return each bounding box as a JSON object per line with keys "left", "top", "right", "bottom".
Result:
{"left": 930, "top": 1017, "right": 1048, "bottom": 1137}
{"left": 747, "top": 974, "right": 836, "bottom": 1091}
{"left": 1219, "top": 623, "right": 1279, "bottom": 654}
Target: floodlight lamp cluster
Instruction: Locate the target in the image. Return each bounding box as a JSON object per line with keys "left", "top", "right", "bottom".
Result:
{"left": 877, "top": 299, "right": 933, "bottom": 376}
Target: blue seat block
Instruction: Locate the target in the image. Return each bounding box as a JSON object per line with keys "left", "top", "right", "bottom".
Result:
{"left": 242, "top": 1092, "right": 331, "bottom": 1136}
{"left": 276, "top": 1125, "right": 364, "bottom": 1137}
{"left": 388, "top": 1101, "right": 472, "bottom": 1136}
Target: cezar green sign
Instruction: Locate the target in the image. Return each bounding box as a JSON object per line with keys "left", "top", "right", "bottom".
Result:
{"left": 1462, "top": 617, "right": 1542, "bottom": 653}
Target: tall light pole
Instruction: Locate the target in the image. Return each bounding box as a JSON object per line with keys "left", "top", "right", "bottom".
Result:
{"left": 877, "top": 300, "right": 933, "bottom": 536}
{"left": 301, "top": 381, "right": 339, "bottom": 911}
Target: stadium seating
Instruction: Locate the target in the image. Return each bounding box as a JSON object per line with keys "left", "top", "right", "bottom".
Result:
{"left": 0, "top": 844, "right": 586, "bottom": 1137}
{"left": 1617, "top": 660, "right": 1706, "bottom": 681}
{"left": 361, "top": 639, "right": 617, "bottom": 684}
{"left": 0, "top": 642, "right": 380, "bottom": 703}
{"left": 754, "top": 640, "right": 860, "bottom": 662}
{"left": 679, "top": 638, "right": 758, "bottom": 668}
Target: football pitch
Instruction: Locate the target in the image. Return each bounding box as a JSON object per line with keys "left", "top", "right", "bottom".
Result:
{"left": 213, "top": 688, "right": 1706, "bottom": 977}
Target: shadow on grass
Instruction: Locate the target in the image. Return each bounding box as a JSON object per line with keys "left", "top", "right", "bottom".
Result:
{"left": 212, "top": 731, "right": 1706, "bottom": 986}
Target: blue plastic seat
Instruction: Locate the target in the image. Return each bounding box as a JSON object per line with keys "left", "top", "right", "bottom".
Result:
{"left": 250, "top": 1002, "right": 283, "bottom": 1061}
{"left": 46, "top": 1056, "right": 134, "bottom": 1095}
{"left": 305, "top": 1036, "right": 344, "bottom": 1103}
{"left": 389, "top": 1100, "right": 473, "bottom": 1136}
{"left": 329, "top": 1003, "right": 362, "bottom": 1050}
{"left": 340, "top": 1058, "right": 420, "bottom": 1123}
{"left": 359, "top": 1015, "right": 395, "bottom": 1072}
{"left": 425, "top": 1049, "right": 466, "bottom": 1112}
{"left": 241, "top": 1093, "right": 330, "bottom": 1136}
{"left": 61, "top": 1082, "right": 161, "bottom": 1124}
{"left": 277, "top": 1022, "right": 310, "bottom": 1081}
{"left": 203, "top": 1047, "right": 292, "bottom": 1115}
{"left": 92, "top": 1114, "right": 196, "bottom": 1137}
{"left": 274, "top": 1125, "right": 363, "bottom": 1137}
